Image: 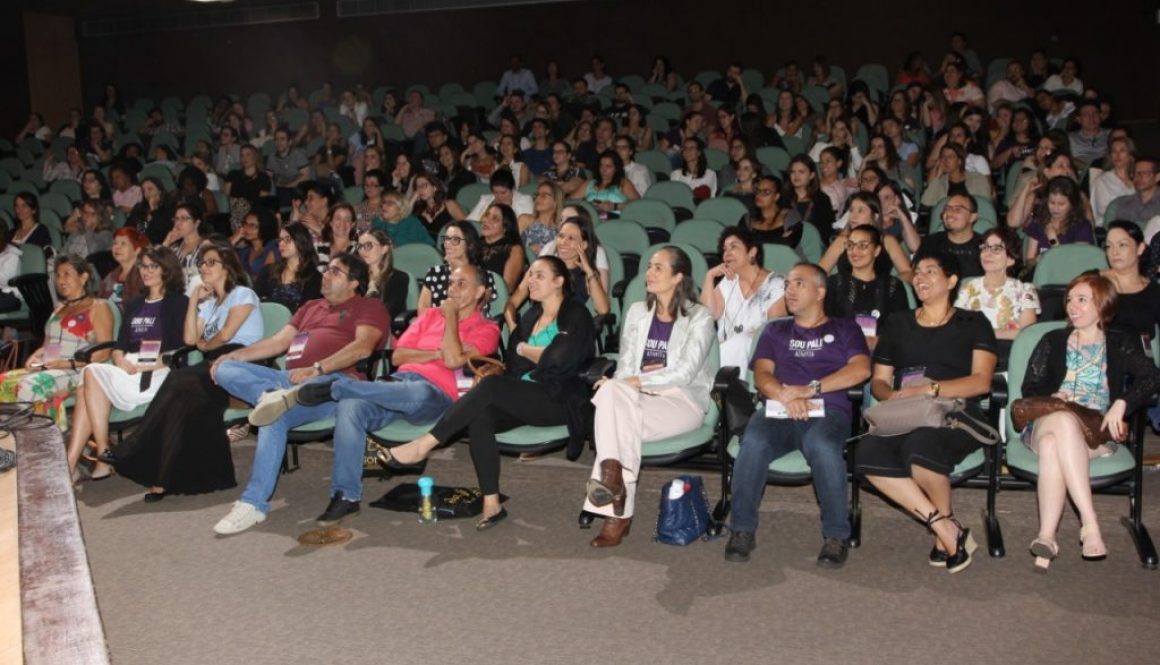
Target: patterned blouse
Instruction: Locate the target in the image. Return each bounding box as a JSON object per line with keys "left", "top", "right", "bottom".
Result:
{"left": 955, "top": 277, "right": 1041, "bottom": 332}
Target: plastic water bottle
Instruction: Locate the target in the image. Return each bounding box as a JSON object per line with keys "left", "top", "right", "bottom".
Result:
{"left": 417, "top": 475, "right": 437, "bottom": 524}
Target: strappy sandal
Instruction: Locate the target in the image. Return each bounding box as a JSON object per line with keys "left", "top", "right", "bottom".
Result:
{"left": 1080, "top": 524, "right": 1107, "bottom": 561}
{"left": 1029, "top": 536, "right": 1059, "bottom": 573}
{"left": 918, "top": 509, "right": 976, "bottom": 574}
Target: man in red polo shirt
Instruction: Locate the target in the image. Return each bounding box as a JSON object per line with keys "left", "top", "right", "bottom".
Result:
{"left": 210, "top": 254, "right": 389, "bottom": 535}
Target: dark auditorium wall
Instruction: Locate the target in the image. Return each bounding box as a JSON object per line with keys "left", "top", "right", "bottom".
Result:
{"left": 1, "top": 13, "right": 30, "bottom": 139}
{"left": 58, "top": 0, "right": 1160, "bottom": 139}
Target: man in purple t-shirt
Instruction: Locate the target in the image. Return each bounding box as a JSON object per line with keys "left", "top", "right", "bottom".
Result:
{"left": 725, "top": 264, "right": 871, "bottom": 569}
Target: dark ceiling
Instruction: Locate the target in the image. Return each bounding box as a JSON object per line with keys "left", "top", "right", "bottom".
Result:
{"left": 9, "top": 0, "right": 297, "bottom": 20}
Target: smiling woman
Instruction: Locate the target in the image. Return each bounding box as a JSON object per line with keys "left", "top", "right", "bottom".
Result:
{"left": 855, "top": 249, "right": 997, "bottom": 574}
{"left": 104, "top": 241, "right": 263, "bottom": 503}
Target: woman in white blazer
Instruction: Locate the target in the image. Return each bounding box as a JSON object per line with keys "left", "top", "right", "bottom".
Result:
{"left": 583, "top": 246, "right": 716, "bottom": 547}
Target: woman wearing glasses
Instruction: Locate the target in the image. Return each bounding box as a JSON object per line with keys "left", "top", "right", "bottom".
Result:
{"left": 417, "top": 221, "right": 496, "bottom": 315}
{"left": 820, "top": 192, "right": 913, "bottom": 282}
{"left": 253, "top": 222, "right": 322, "bottom": 314}
{"left": 66, "top": 247, "right": 188, "bottom": 480}
{"left": 231, "top": 208, "right": 279, "bottom": 278}
{"left": 823, "top": 225, "right": 911, "bottom": 350}
{"left": 165, "top": 203, "right": 207, "bottom": 291}
{"left": 357, "top": 228, "right": 409, "bottom": 316}
{"left": 104, "top": 241, "right": 264, "bottom": 502}
{"left": 955, "top": 228, "right": 1040, "bottom": 340}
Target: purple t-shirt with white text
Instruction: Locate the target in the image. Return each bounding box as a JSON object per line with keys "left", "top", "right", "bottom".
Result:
{"left": 641, "top": 314, "right": 675, "bottom": 370}
{"left": 752, "top": 317, "right": 869, "bottom": 417}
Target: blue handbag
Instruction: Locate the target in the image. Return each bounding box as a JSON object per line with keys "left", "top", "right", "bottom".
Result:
{"left": 654, "top": 475, "right": 712, "bottom": 546}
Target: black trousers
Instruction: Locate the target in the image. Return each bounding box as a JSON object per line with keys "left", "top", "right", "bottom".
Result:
{"left": 430, "top": 375, "right": 568, "bottom": 495}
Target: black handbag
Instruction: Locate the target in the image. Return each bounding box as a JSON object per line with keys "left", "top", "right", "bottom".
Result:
{"left": 719, "top": 375, "right": 757, "bottom": 437}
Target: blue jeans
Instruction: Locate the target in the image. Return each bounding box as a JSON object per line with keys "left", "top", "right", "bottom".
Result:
{"left": 215, "top": 360, "right": 338, "bottom": 514}
{"left": 329, "top": 373, "right": 452, "bottom": 501}
{"left": 730, "top": 408, "right": 852, "bottom": 540}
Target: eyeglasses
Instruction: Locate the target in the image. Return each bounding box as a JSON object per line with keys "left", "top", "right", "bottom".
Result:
{"left": 442, "top": 236, "right": 465, "bottom": 246}
{"left": 277, "top": 236, "right": 293, "bottom": 244}
{"left": 979, "top": 243, "right": 1007, "bottom": 254}
{"left": 173, "top": 215, "right": 194, "bottom": 222}
{"left": 943, "top": 204, "right": 971, "bottom": 214}
{"left": 196, "top": 258, "right": 221, "bottom": 268}
{"left": 845, "top": 241, "right": 874, "bottom": 251}
{"left": 357, "top": 242, "right": 380, "bottom": 251}
{"left": 323, "top": 266, "right": 349, "bottom": 278}
{"left": 138, "top": 262, "right": 161, "bottom": 272}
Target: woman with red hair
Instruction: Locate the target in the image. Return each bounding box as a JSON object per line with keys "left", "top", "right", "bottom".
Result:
{"left": 98, "top": 227, "right": 149, "bottom": 311}
{"left": 1019, "top": 274, "right": 1160, "bottom": 569}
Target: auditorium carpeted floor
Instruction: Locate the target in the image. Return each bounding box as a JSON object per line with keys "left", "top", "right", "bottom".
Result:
{"left": 76, "top": 437, "right": 1160, "bottom": 665}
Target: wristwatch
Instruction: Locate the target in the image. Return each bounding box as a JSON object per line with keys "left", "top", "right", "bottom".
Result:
{"left": 809, "top": 380, "right": 822, "bottom": 396}
{"left": 930, "top": 382, "right": 941, "bottom": 398}
{"left": 312, "top": 361, "right": 324, "bottom": 374}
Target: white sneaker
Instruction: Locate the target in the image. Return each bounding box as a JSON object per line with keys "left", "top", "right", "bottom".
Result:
{"left": 247, "top": 388, "right": 299, "bottom": 427}
{"left": 213, "top": 501, "right": 267, "bottom": 535}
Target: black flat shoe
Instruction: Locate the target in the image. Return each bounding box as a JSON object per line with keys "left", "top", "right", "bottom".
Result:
{"left": 98, "top": 450, "right": 117, "bottom": 465}
{"left": 578, "top": 510, "right": 595, "bottom": 529}
{"left": 475, "top": 508, "right": 508, "bottom": 531}
{"left": 375, "top": 447, "right": 428, "bottom": 474}
{"left": 143, "top": 491, "right": 167, "bottom": 503}
{"left": 295, "top": 377, "right": 340, "bottom": 406}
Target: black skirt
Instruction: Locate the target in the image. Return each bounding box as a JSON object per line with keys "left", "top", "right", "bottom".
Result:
{"left": 113, "top": 363, "right": 236, "bottom": 494}
{"left": 853, "top": 425, "right": 981, "bottom": 478}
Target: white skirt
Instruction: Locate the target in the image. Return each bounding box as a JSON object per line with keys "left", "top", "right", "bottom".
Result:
{"left": 85, "top": 354, "right": 171, "bottom": 411}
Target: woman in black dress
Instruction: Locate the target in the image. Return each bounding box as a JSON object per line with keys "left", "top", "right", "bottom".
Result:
{"left": 856, "top": 249, "right": 998, "bottom": 573}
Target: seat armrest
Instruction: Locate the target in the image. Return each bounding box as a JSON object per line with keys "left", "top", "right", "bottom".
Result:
{"left": 714, "top": 365, "right": 741, "bottom": 392}
{"left": 582, "top": 357, "right": 616, "bottom": 384}
{"left": 73, "top": 341, "right": 117, "bottom": 363}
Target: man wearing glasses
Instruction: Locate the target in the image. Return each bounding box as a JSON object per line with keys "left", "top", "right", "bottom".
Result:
{"left": 209, "top": 254, "right": 390, "bottom": 535}
{"left": 917, "top": 193, "right": 984, "bottom": 278}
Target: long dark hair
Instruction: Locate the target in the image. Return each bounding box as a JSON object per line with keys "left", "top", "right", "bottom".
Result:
{"left": 1035, "top": 175, "right": 1086, "bottom": 238}
{"left": 533, "top": 255, "right": 573, "bottom": 299}
{"left": 560, "top": 216, "right": 599, "bottom": 268}
{"left": 680, "top": 137, "right": 708, "bottom": 178}
{"left": 277, "top": 222, "right": 321, "bottom": 286}
{"left": 444, "top": 220, "right": 483, "bottom": 266}
{"left": 646, "top": 246, "right": 697, "bottom": 319}
{"left": 595, "top": 149, "right": 627, "bottom": 190}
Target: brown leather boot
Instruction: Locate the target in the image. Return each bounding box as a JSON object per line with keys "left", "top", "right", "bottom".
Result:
{"left": 590, "top": 517, "right": 632, "bottom": 547}
{"left": 585, "top": 459, "right": 626, "bottom": 516}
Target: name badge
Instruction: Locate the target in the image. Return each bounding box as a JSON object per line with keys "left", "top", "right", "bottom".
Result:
{"left": 900, "top": 366, "right": 929, "bottom": 388}
{"left": 138, "top": 340, "right": 161, "bottom": 365}
{"left": 43, "top": 343, "right": 62, "bottom": 363}
{"left": 287, "top": 331, "right": 310, "bottom": 361}
{"left": 455, "top": 368, "right": 474, "bottom": 395}
{"left": 765, "top": 398, "right": 826, "bottom": 419}
{"left": 855, "top": 314, "right": 878, "bottom": 338}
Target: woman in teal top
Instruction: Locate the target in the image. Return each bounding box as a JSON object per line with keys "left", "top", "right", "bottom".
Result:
{"left": 584, "top": 150, "right": 640, "bottom": 218}
{"left": 382, "top": 256, "right": 597, "bottom": 529}
{"left": 371, "top": 190, "right": 434, "bottom": 247}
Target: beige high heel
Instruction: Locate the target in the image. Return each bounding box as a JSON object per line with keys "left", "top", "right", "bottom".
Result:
{"left": 1080, "top": 524, "right": 1107, "bottom": 561}
{"left": 1029, "top": 536, "right": 1058, "bottom": 573}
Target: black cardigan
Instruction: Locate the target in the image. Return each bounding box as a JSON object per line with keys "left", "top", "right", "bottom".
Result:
{"left": 1022, "top": 327, "right": 1160, "bottom": 415}
{"left": 116, "top": 292, "right": 189, "bottom": 354}
{"left": 507, "top": 298, "right": 597, "bottom": 458}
